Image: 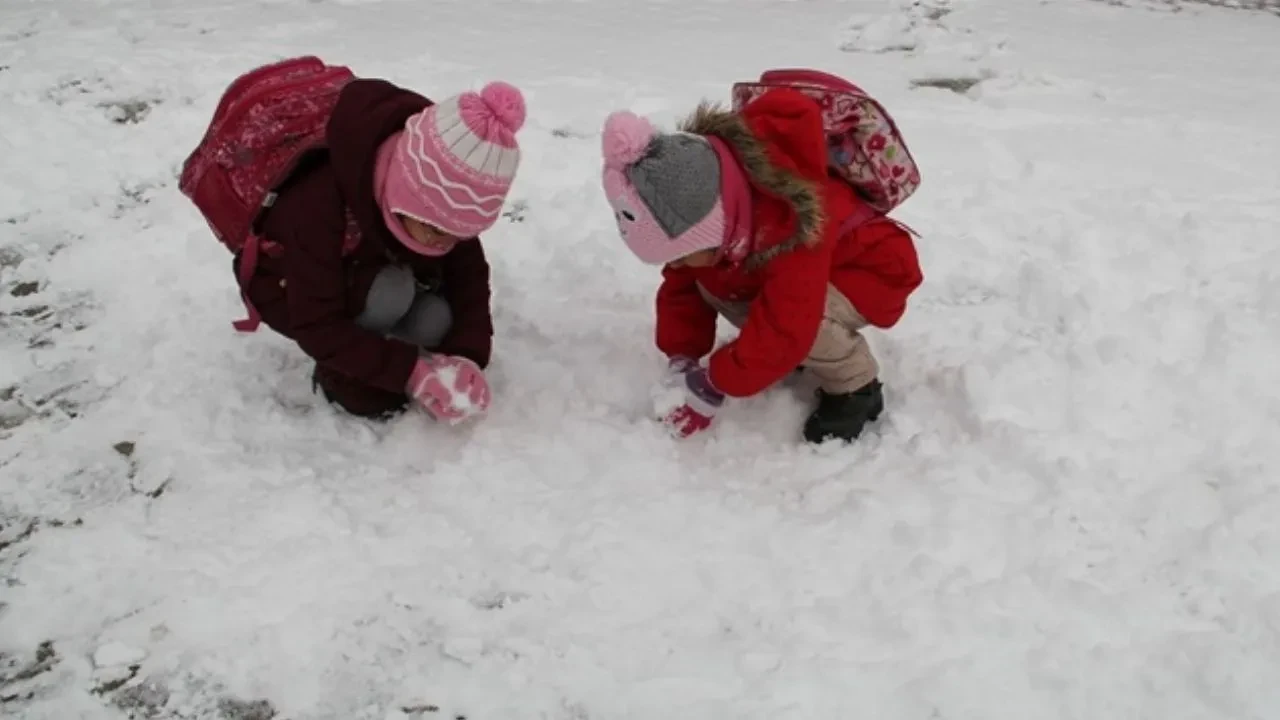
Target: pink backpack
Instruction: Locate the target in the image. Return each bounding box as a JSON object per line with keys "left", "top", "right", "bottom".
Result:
{"left": 731, "top": 68, "right": 921, "bottom": 235}
{"left": 179, "top": 55, "right": 359, "bottom": 332}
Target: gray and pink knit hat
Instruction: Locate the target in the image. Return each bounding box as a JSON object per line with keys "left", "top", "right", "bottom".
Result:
{"left": 380, "top": 82, "right": 525, "bottom": 254}
{"left": 600, "top": 110, "right": 751, "bottom": 266}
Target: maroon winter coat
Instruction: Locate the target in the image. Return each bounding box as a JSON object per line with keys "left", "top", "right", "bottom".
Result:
{"left": 237, "top": 79, "right": 494, "bottom": 394}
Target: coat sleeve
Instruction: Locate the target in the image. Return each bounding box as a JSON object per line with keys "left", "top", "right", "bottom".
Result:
{"left": 655, "top": 264, "right": 719, "bottom": 361}
{"left": 707, "top": 238, "right": 835, "bottom": 398}
{"left": 269, "top": 169, "right": 420, "bottom": 393}
{"left": 435, "top": 239, "right": 494, "bottom": 368}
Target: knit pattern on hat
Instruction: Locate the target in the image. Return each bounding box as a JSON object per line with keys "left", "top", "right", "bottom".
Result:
{"left": 374, "top": 134, "right": 456, "bottom": 257}
{"left": 386, "top": 81, "right": 525, "bottom": 243}
{"left": 627, "top": 133, "right": 721, "bottom": 238}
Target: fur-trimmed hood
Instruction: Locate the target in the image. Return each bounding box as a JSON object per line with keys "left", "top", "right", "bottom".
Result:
{"left": 677, "top": 93, "right": 829, "bottom": 267}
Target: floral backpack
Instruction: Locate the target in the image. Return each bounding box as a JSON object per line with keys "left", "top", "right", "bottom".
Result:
{"left": 731, "top": 68, "right": 921, "bottom": 235}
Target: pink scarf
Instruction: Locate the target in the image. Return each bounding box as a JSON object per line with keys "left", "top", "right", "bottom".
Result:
{"left": 706, "top": 136, "right": 754, "bottom": 266}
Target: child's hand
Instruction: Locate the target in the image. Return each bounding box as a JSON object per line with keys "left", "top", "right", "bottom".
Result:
{"left": 406, "top": 354, "right": 491, "bottom": 424}
{"left": 659, "top": 354, "right": 703, "bottom": 392}
{"left": 652, "top": 355, "right": 701, "bottom": 418}
{"left": 666, "top": 354, "right": 700, "bottom": 378}
{"left": 661, "top": 367, "right": 724, "bottom": 439}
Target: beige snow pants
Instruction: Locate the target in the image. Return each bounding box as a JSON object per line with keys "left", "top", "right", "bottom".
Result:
{"left": 697, "top": 283, "right": 878, "bottom": 394}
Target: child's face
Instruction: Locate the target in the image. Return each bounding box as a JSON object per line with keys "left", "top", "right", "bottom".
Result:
{"left": 666, "top": 249, "right": 718, "bottom": 269}
{"left": 400, "top": 215, "right": 461, "bottom": 254}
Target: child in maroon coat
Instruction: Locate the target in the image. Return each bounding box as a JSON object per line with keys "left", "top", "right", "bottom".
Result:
{"left": 237, "top": 79, "right": 527, "bottom": 420}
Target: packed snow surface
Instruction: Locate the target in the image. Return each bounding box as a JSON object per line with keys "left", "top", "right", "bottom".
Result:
{"left": 1, "top": 0, "right": 1278, "bottom": 718}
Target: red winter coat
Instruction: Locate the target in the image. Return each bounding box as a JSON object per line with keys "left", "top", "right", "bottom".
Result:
{"left": 655, "top": 89, "right": 923, "bottom": 398}
{"left": 236, "top": 79, "right": 493, "bottom": 394}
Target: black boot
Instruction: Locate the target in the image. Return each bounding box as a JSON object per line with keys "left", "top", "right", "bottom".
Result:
{"left": 802, "top": 380, "right": 885, "bottom": 444}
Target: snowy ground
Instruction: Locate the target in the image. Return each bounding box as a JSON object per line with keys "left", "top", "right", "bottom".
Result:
{"left": 2, "top": 0, "right": 1279, "bottom": 718}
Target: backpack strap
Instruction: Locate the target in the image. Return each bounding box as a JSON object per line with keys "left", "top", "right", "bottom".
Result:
{"left": 836, "top": 203, "right": 881, "bottom": 238}
{"left": 835, "top": 204, "right": 921, "bottom": 239}
{"left": 232, "top": 233, "right": 264, "bottom": 332}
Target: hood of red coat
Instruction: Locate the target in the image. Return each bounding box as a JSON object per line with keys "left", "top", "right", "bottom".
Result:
{"left": 326, "top": 78, "right": 434, "bottom": 260}
{"left": 678, "top": 88, "right": 831, "bottom": 268}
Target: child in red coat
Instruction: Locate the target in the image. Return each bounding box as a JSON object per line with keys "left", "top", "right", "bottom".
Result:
{"left": 600, "top": 88, "right": 923, "bottom": 443}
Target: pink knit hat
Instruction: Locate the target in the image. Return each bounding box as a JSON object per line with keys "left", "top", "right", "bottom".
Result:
{"left": 600, "top": 110, "right": 752, "bottom": 266}
{"left": 379, "top": 82, "right": 526, "bottom": 256}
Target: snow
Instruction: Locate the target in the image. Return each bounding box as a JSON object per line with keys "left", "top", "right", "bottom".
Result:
{"left": 651, "top": 381, "right": 687, "bottom": 421}
{"left": 93, "top": 642, "right": 148, "bottom": 670}
{"left": 1, "top": 0, "right": 1279, "bottom": 718}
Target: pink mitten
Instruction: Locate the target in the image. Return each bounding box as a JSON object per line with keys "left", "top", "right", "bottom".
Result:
{"left": 406, "top": 354, "right": 491, "bottom": 423}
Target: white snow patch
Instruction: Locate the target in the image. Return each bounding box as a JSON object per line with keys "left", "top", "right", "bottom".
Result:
{"left": 1, "top": 0, "right": 1279, "bottom": 718}
{"left": 650, "top": 381, "right": 686, "bottom": 419}
{"left": 92, "top": 642, "right": 147, "bottom": 669}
